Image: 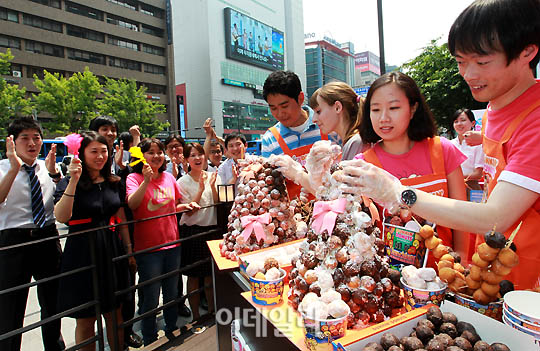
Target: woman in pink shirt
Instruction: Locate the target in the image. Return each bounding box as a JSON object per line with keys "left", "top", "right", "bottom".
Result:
{"left": 356, "top": 72, "right": 469, "bottom": 262}
{"left": 126, "top": 138, "right": 197, "bottom": 346}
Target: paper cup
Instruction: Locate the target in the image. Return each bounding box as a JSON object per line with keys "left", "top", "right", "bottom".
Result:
{"left": 383, "top": 223, "right": 427, "bottom": 269}
{"left": 453, "top": 293, "right": 503, "bottom": 321}
{"left": 503, "top": 290, "right": 540, "bottom": 327}
{"left": 302, "top": 311, "right": 349, "bottom": 345}
{"left": 503, "top": 304, "right": 540, "bottom": 334}
{"left": 249, "top": 268, "right": 286, "bottom": 306}
{"left": 401, "top": 277, "right": 447, "bottom": 311}
{"left": 503, "top": 313, "right": 540, "bottom": 340}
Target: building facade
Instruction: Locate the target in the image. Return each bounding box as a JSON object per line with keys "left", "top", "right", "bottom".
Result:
{"left": 0, "top": 0, "right": 177, "bottom": 129}
{"left": 172, "top": 0, "right": 306, "bottom": 141}
{"left": 354, "top": 50, "right": 380, "bottom": 89}
{"left": 304, "top": 37, "right": 355, "bottom": 99}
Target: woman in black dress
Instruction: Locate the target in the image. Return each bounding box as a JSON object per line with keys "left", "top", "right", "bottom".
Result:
{"left": 54, "top": 131, "right": 135, "bottom": 351}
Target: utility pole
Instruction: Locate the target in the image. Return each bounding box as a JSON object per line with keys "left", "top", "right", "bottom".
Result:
{"left": 377, "top": 0, "right": 386, "bottom": 75}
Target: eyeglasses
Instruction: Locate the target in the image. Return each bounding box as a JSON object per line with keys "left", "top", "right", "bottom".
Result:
{"left": 210, "top": 150, "right": 222, "bottom": 154}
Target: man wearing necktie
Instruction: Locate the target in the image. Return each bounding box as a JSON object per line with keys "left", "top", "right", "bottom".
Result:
{"left": 0, "top": 117, "right": 64, "bottom": 351}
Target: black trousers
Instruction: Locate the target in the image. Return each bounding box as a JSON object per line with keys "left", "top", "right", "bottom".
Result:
{"left": 0, "top": 224, "right": 64, "bottom": 351}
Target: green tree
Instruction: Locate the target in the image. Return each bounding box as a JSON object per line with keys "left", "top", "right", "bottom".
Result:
{"left": 33, "top": 67, "right": 102, "bottom": 135}
{"left": 401, "top": 39, "right": 485, "bottom": 134}
{"left": 0, "top": 49, "right": 33, "bottom": 136}
{"left": 99, "top": 77, "right": 168, "bottom": 137}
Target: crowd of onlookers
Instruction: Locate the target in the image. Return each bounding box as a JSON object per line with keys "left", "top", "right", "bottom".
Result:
{"left": 2, "top": 5, "right": 539, "bottom": 346}
{"left": 0, "top": 114, "right": 251, "bottom": 350}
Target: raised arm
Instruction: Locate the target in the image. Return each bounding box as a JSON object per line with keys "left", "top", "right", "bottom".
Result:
{"left": 127, "top": 165, "right": 152, "bottom": 210}
{"left": 0, "top": 136, "right": 22, "bottom": 203}
{"left": 54, "top": 159, "right": 82, "bottom": 223}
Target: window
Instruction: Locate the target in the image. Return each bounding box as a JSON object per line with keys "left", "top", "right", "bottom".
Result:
{"left": 67, "top": 48, "right": 106, "bottom": 65}
{"left": 107, "top": 15, "right": 138, "bottom": 31}
{"left": 109, "top": 57, "right": 141, "bottom": 71}
{"left": 0, "top": 7, "right": 19, "bottom": 23}
{"left": 0, "top": 35, "right": 21, "bottom": 49}
{"left": 10, "top": 64, "right": 23, "bottom": 77}
{"left": 66, "top": 25, "right": 105, "bottom": 42}
{"left": 29, "top": 0, "right": 61, "bottom": 8}
{"left": 140, "top": 4, "right": 164, "bottom": 18}
{"left": 25, "top": 40, "right": 64, "bottom": 57}
{"left": 23, "top": 14, "right": 62, "bottom": 33}
{"left": 143, "top": 63, "right": 165, "bottom": 75}
{"left": 106, "top": 0, "right": 137, "bottom": 11}
{"left": 139, "top": 82, "right": 166, "bottom": 94}
{"left": 142, "top": 44, "right": 164, "bottom": 56}
{"left": 141, "top": 24, "right": 163, "bottom": 38}
{"left": 27, "top": 66, "right": 65, "bottom": 79}
{"left": 65, "top": 1, "right": 103, "bottom": 21}
{"left": 108, "top": 35, "right": 138, "bottom": 51}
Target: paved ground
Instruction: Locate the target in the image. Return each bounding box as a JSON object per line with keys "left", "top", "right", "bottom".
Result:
{"left": 142, "top": 325, "right": 217, "bottom": 351}
{"left": 20, "top": 223, "right": 215, "bottom": 350}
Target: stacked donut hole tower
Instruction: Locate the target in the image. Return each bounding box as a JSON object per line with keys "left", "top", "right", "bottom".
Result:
{"left": 420, "top": 222, "right": 519, "bottom": 305}
{"left": 361, "top": 305, "right": 511, "bottom": 351}
{"left": 219, "top": 157, "right": 307, "bottom": 261}
{"left": 288, "top": 166, "right": 405, "bottom": 327}
{"left": 416, "top": 224, "right": 467, "bottom": 293}
{"left": 463, "top": 229, "right": 519, "bottom": 304}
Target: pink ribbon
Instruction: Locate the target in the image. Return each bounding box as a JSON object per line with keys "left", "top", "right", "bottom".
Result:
{"left": 241, "top": 213, "right": 271, "bottom": 242}
{"left": 312, "top": 198, "right": 347, "bottom": 235}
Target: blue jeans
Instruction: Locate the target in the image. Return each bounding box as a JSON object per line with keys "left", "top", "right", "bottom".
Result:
{"left": 136, "top": 246, "right": 180, "bottom": 345}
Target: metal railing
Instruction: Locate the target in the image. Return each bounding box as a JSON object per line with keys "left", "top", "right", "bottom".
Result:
{"left": 0, "top": 202, "right": 230, "bottom": 351}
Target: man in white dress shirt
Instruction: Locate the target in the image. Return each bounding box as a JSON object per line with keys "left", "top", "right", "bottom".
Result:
{"left": 0, "top": 117, "right": 64, "bottom": 350}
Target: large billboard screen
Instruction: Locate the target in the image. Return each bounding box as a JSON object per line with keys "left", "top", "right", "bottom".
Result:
{"left": 224, "top": 7, "right": 284, "bottom": 71}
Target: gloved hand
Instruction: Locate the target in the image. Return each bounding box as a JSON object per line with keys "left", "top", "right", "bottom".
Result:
{"left": 305, "top": 140, "right": 341, "bottom": 190}
{"left": 333, "top": 158, "right": 405, "bottom": 213}
{"left": 269, "top": 154, "right": 306, "bottom": 185}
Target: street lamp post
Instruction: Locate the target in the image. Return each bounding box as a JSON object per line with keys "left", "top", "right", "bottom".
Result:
{"left": 377, "top": 0, "right": 386, "bottom": 75}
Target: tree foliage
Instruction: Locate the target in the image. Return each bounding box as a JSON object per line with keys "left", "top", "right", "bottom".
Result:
{"left": 32, "top": 67, "right": 102, "bottom": 135}
{"left": 0, "top": 49, "right": 33, "bottom": 136}
{"left": 99, "top": 78, "right": 168, "bottom": 137}
{"left": 401, "top": 39, "right": 485, "bottom": 134}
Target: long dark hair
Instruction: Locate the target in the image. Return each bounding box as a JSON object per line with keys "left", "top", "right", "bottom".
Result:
{"left": 77, "top": 131, "right": 119, "bottom": 190}
{"left": 359, "top": 72, "right": 437, "bottom": 144}
{"left": 131, "top": 138, "right": 167, "bottom": 174}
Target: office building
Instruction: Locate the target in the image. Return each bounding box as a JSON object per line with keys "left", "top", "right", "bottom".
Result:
{"left": 354, "top": 50, "right": 380, "bottom": 90}
{"left": 0, "top": 0, "right": 176, "bottom": 129}
{"left": 304, "top": 35, "right": 355, "bottom": 99}
{"left": 172, "top": 0, "right": 306, "bottom": 141}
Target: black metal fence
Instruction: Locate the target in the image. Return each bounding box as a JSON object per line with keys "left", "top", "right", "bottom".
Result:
{"left": 0, "top": 202, "right": 231, "bottom": 351}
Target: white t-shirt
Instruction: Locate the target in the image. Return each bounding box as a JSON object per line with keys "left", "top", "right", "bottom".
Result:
{"left": 177, "top": 172, "right": 220, "bottom": 226}
{"left": 450, "top": 137, "right": 484, "bottom": 176}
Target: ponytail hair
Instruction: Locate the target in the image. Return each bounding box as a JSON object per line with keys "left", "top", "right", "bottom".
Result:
{"left": 309, "top": 81, "right": 363, "bottom": 143}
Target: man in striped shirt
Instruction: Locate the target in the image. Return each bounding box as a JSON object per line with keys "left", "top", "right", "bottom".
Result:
{"left": 261, "top": 71, "right": 326, "bottom": 160}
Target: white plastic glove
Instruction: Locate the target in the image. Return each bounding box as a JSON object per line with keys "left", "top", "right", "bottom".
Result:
{"left": 333, "top": 158, "right": 405, "bottom": 213}
{"left": 269, "top": 154, "right": 306, "bottom": 185}
{"left": 305, "top": 140, "right": 341, "bottom": 190}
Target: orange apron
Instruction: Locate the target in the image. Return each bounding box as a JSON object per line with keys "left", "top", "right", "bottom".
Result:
{"left": 480, "top": 101, "right": 540, "bottom": 290}
{"left": 363, "top": 137, "right": 456, "bottom": 266}
{"left": 269, "top": 126, "right": 327, "bottom": 199}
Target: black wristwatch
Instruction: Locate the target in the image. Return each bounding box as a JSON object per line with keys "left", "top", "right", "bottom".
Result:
{"left": 48, "top": 172, "right": 61, "bottom": 179}
{"left": 400, "top": 187, "right": 417, "bottom": 207}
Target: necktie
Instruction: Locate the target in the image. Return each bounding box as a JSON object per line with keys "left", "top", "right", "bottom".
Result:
{"left": 23, "top": 164, "right": 46, "bottom": 228}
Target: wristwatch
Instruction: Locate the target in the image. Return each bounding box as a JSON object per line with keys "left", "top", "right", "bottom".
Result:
{"left": 400, "top": 187, "right": 417, "bottom": 207}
